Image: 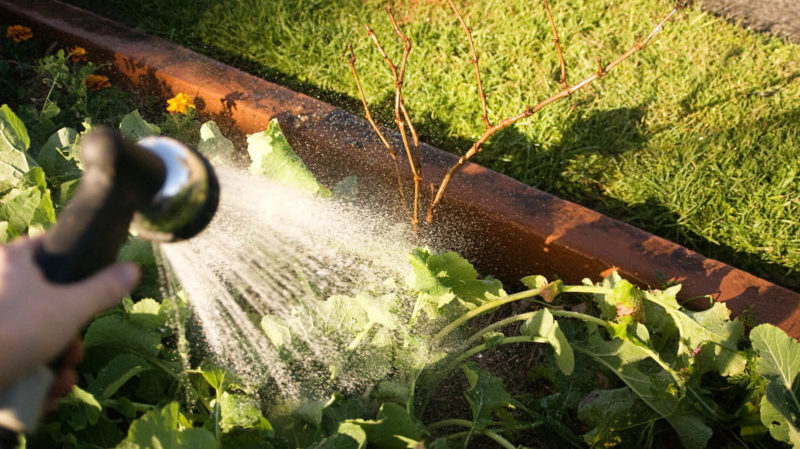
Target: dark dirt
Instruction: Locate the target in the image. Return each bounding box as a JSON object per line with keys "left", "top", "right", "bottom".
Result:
{"left": 700, "top": 0, "right": 800, "bottom": 43}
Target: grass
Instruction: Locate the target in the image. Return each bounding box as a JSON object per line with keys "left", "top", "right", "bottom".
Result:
{"left": 65, "top": 0, "right": 800, "bottom": 291}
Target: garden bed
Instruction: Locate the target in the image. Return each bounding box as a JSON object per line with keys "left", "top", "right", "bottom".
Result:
{"left": 3, "top": 0, "right": 798, "bottom": 340}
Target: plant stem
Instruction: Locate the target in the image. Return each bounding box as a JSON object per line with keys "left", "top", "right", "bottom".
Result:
{"left": 428, "top": 419, "right": 517, "bottom": 449}
{"left": 465, "top": 308, "right": 609, "bottom": 347}
{"left": 102, "top": 398, "right": 155, "bottom": 413}
{"left": 430, "top": 287, "right": 541, "bottom": 346}
{"left": 446, "top": 0, "right": 491, "bottom": 129}
{"left": 542, "top": 0, "right": 568, "bottom": 89}
{"left": 346, "top": 45, "right": 409, "bottom": 217}
{"left": 432, "top": 284, "right": 612, "bottom": 346}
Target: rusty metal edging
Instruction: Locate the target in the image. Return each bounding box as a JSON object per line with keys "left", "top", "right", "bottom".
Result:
{"left": 3, "top": 0, "right": 798, "bottom": 338}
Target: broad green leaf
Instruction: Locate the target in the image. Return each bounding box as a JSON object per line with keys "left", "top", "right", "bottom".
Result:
{"left": 129, "top": 298, "right": 168, "bottom": 330}
{"left": 200, "top": 365, "right": 226, "bottom": 391}
{"left": 583, "top": 334, "right": 676, "bottom": 417}
{"left": 408, "top": 248, "right": 505, "bottom": 318}
{"left": 216, "top": 392, "right": 269, "bottom": 433}
{"left": 36, "top": 127, "right": 81, "bottom": 185}
{"left": 0, "top": 168, "right": 56, "bottom": 235}
{"left": 198, "top": 120, "right": 234, "bottom": 165}
{"left": 261, "top": 314, "right": 293, "bottom": 348}
{"left": 644, "top": 291, "right": 746, "bottom": 376}
{"left": 0, "top": 105, "right": 33, "bottom": 190}
{"left": 461, "top": 364, "right": 514, "bottom": 445}
{"left": 520, "top": 308, "right": 574, "bottom": 375}
{"left": 751, "top": 324, "right": 800, "bottom": 446}
{"left": 84, "top": 314, "right": 162, "bottom": 358}
{"left": 88, "top": 354, "right": 151, "bottom": 400}
{"left": 684, "top": 303, "right": 746, "bottom": 376}
{"left": 247, "top": 118, "right": 329, "bottom": 196}
{"left": 355, "top": 292, "right": 398, "bottom": 330}
{"left": 578, "top": 388, "right": 658, "bottom": 446}
{"left": 0, "top": 221, "right": 11, "bottom": 243}
{"left": 312, "top": 423, "right": 366, "bottom": 449}
{"left": 313, "top": 432, "right": 365, "bottom": 449}
{"left": 666, "top": 412, "right": 714, "bottom": 449}
{"left": 117, "top": 402, "right": 216, "bottom": 449}
{"left": 581, "top": 334, "right": 712, "bottom": 448}
{"left": 346, "top": 403, "right": 423, "bottom": 449}
{"left": 0, "top": 104, "right": 31, "bottom": 152}
{"left": 119, "top": 110, "right": 160, "bottom": 141}
{"left": 56, "top": 386, "right": 102, "bottom": 431}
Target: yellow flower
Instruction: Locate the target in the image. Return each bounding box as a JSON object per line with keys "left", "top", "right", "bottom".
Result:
{"left": 6, "top": 25, "right": 33, "bottom": 42}
{"left": 166, "top": 92, "right": 195, "bottom": 115}
{"left": 69, "top": 46, "right": 88, "bottom": 62}
{"left": 86, "top": 74, "right": 111, "bottom": 91}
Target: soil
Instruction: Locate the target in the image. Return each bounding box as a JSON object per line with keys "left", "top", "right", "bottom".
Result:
{"left": 700, "top": 0, "right": 800, "bottom": 43}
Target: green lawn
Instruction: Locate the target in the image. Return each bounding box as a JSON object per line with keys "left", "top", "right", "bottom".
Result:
{"left": 66, "top": 0, "right": 800, "bottom": 290}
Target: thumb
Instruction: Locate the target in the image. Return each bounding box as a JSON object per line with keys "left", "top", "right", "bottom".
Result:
{"left": 61, "top": 262, "right": 141, "bottom": 319}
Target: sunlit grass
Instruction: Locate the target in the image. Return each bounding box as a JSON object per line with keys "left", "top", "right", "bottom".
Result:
{"left": 68, "top": 0, "right": 800, "bottom": 290}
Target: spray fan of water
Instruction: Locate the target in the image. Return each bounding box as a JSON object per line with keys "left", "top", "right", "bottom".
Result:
{"left": 156, "top": 166, "right": 421, "bottom": 400}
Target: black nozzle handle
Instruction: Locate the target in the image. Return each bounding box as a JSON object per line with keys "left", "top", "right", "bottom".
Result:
{"left": 0, "top": 128, "right": 166, "bottom": 436}
{"left": 35, "top": 127, "right": 165, "bottom": 283}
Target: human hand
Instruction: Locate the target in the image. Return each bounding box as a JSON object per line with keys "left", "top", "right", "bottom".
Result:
{"left": 0, "top": 236, "right": 140, "bottom": 395}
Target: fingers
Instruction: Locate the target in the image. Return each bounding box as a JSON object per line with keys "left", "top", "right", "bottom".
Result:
{"left": 61, "top": 262, "right": 141, "bottom": 320}
{"left": 44, "top": 339, "right": 83, "bottom": 412}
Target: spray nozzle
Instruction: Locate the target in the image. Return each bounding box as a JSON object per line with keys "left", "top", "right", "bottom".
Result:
{"left": 35, "top": 126, "right": 220, "bottom": 283}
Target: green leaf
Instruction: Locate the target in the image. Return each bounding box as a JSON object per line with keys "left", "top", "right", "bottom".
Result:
{"left": 261, "top": 314, "right": 293, "bottom": 349}
{"left": 519, "top": 308, "right": 574, "bottom": 375}
{"left": 129, "top": 298, "right": 168, "bottom": 329}
{"left": 247, "top": 118, "right": 329, "bottom": 196}
{"left": 578, "top": 388, "right": 658, "bottom": 446}
{"left": 408, "top": 248, "right": 505, "bottom": 318}
{"left": 84, "top": 314, "right": 162, "bottom": 358}
{"left": 56, "top": 386, "right": 102, "bottom": 431}
{"left": 0, "top": 221, "right": 12, "bottom": 243}
{"left": 198, "top": 120, "right": 234, "bottom": 165}
{"left": 0, "top": 104, "right": 31, "bottom": 152}
{"left": 117, "top": 402, "right": 216, "bottom": 449}
{"left": 580, "top": 334, "right": 712, "bottom": 449}
{"left": 88, "top": 354, "right": 151, "bottom": 400}
{"left": 751, "top": 324, "right": 800, "bottom": 446}
{"left": 346, "top": 403, "right": 423, "bottom": 449}
{"left": 0, "top": 168, "right": 56, "bottom": 235}
{"left": 200, "top": 365, "right": 227, "bottom": 391}
{"left": 644, "top": 292, "right": 746, "bottom": 376}
{"left": 461, "top": 364, "right": 514, "bottom": 445}
{"left": 216, "top": 392, "right": 270, "bottom": 433}
{"left": 36, "top": 127, "right": 81, "bottom": 185}
{"left": 0, "top": 105, "right": 33, "bottom": 192}
{"left": 119, "top": 110, "right": 160, "bottom": 141}
{"left": 313, "top": 423, "right": 366, "bottom": 449}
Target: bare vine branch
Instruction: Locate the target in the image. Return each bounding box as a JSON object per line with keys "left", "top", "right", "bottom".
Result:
{"left": 543, "top": 0, "right": 568, "bottom": 89}
{"left": 425, "top": 5, "right": 681, "bottom": 223}
{"left": 446, "top": 0, "right": 492, "bottom": 129}
{"left": 346, "top": 45, "right": 408, "bottom": 217}
{"left": 364, "top": 12, "right": 423, "bottom": 232}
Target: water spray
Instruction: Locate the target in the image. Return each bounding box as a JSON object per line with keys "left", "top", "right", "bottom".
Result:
{"left": 0, "top": 127, "right": 219, "bottom": 437}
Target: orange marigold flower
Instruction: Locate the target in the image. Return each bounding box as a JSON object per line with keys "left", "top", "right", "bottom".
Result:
{"left": 69, "top": 46, "right": 88, "bottom": 62}
{"left": 86, "top": 74, "right": 111, "bottom": 91}
{"left": 6, "top": 25, "right": 33, "bottom": 42}
{"left": 166, "top": 92, "right": 195, "bottom": 115}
